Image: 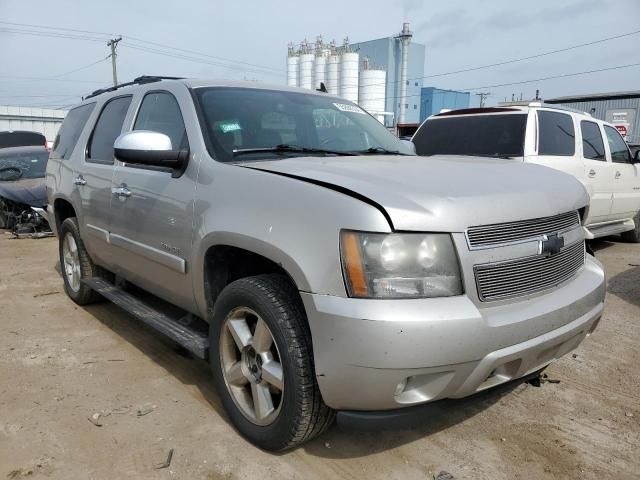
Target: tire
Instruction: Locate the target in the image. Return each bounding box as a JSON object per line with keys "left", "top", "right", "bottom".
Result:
{"left": 58, "top": 217, "right": 102, "bottom": 305}
{"left": 209, "top": 274, "right": 334, "bottom": 451}
{"left": 621, "top": 212, "right": 640, "bottom": 243}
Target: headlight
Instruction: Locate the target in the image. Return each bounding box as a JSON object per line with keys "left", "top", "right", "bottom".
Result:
{"left": 340, "top": 231, "right": 463, "bottom": 298}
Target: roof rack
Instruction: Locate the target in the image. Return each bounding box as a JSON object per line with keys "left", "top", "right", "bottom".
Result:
{"left": 84, "top": 75, "right": 184, "bottom": 100}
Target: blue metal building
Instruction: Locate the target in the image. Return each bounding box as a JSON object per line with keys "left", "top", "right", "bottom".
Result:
{"left": 350, "top": 37, "right": 426, "bottom": 127}
{"left": 420, "top": 87, "right": 470, "bottom": 122}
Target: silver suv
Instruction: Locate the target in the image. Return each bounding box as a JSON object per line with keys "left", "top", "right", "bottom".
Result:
{"left": 46, "top": 77, "right": 606, "bottom": 451}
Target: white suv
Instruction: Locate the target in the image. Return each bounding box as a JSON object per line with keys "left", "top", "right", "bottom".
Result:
{"left": 412, "top": 103, "right": 640, "bottom": 242}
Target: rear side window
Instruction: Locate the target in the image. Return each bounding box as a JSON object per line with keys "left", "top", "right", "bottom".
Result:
{"left": 538, "top": 111, "right": 575, "bottom": 156}
{"left": 133, "top": 91, "right": 188, "bottom": 150}
{"left": 51, "top": 103, "right": 95, "bottom": 160}
{"left": 580, "top": 121, "right": 605, "bottom": 161}
{"left": 412, "top": 114, "right": 527, "bottom": 157}
{"left": 87, "top": 96, "right": 132, "bottom": 164}
{"left": 604, "top": 125, "right": 632, "bottom": 163}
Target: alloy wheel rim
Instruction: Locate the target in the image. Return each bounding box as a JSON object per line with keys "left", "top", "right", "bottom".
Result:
{"left": 62, "top": 233, "right": 81, "bottom": 292}
{"left": 219, "top": 307, "right": 284, "bottom": 426}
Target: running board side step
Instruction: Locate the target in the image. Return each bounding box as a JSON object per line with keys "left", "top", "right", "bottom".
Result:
{"left": 585, "top": 219, "right": 635, "bottom": 239}
{"left": 82, "top": 277, "right": 208, "bottom": 359}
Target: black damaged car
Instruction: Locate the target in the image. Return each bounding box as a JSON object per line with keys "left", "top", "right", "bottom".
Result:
{"left": 0, "top": 145, "right": 50, "bottom": 234}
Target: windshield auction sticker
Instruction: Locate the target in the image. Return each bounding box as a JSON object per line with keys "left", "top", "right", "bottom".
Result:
{"left": 219, "top": 121, "right": 242, "bottom": 133}
{"left": 333, "top": 103, "right": 366, "bottom": 114}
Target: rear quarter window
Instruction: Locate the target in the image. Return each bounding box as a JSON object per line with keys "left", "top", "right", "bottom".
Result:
{"left": 538, "top": 111, "right": 575, "bottom": 156}
{"left": 51, "top": 103, "right": 96, "bottom": 160}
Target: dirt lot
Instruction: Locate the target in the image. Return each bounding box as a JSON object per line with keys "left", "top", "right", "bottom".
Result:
{"left": 0, "top": 234, "right": 638, "bottom": 479}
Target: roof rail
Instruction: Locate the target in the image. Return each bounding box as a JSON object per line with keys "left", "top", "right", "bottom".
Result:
{"left": 84, "top": 75, "right": 185, "bottom": 100}
{"left": 527, "top": 102, "right": 591, "bottom": 116}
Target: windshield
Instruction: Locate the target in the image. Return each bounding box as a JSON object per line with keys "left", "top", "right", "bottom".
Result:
{"left": 194, "top": 87, "right": 413, "bottom": 161}
{"left": 0, "top": 149, "right": 49, "bottom": 180}
{"left": 413, "top": 114, "right": 527, "bottom": 157}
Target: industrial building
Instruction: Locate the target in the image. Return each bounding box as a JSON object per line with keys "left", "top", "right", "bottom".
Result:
{"left": 287, "top": 23, "right": 423, "bottom": 129}
{"left": 420, "top": 87, "right": 470, "bottom": 122}
{"left": 546, "top": 91, "right": 640, "bottom": 145}
{"left": 351, "top": 24, "right": 425, "bottom": 128}
{"left": 0, "top": 105, "right": 66, "bottom": 147}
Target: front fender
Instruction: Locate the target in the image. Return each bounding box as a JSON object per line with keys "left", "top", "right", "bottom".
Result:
{"left": 190, "top": 161, "right": 392, "bottom": 318}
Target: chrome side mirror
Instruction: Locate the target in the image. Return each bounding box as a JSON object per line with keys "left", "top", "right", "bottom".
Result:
{"left": 114, "top": 131, "right": 188, "bottom": 171}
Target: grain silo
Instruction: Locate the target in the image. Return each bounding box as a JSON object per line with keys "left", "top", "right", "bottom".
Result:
{"left": 313, "top": 36, "right": 327, "bottom": 90}
{"left": 286, "top": 43, "right": 299, "bottom": 87}
{"left": 298, "top": 40, "right": 314, "bottom": 90}
{"left": 339, "top": 38, "right": 359, "bottom": 103}
{"left": 359, "top": 58, "right": 387, "bottom": 123}
{"left": 326, "top": 41, "right": 340, "bottom": 95}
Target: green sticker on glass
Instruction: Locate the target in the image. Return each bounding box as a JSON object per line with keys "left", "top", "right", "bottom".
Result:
{"left": 219, "top": 121, "right": 242, "bottom": 133}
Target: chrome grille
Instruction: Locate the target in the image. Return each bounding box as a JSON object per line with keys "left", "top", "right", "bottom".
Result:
{"left": 474, "top": 241, "right": 585, "bottom": 302}
{"left": 467, "top": 211, "right": 580, "bottom": 248}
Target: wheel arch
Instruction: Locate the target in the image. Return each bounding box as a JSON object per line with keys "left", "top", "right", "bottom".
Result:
{"left": 53, "top": 197, "right": 77, "bottom": 233}
{"left": 196, "top": 232, "right": 312, "bottom": 320}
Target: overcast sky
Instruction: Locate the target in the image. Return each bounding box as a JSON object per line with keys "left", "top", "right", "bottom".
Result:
{"left": 1, "top": 0, "right": 639, "bottom": 110}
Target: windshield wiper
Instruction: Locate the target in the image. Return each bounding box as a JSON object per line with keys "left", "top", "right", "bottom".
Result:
{"left": 464, "top": 153, "right": 516, "bottom": 159}
{"left": 354, "top": 147, "right": 413, "bottom": 156}
{"left": 233, "top": 144, "right": 357, "bottom": 157}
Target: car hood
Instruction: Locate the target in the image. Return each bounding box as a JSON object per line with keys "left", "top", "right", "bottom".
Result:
{"left": 0, "top": 177, "right": 47, "bottom": 207}
{"left": 244, "top": 155, "right": 589, "bottom": 232}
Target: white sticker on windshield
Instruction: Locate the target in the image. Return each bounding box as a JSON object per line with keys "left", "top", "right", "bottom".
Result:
{"left": 333, "top": 103, "right": 366, "bottom": 114}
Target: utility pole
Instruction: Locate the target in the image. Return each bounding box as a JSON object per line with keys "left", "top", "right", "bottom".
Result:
{"left": 107, "top": 37, "right": 122, "bottom": 86}
{"left": 476, "top": 92, "right": 490, "bottom": 107}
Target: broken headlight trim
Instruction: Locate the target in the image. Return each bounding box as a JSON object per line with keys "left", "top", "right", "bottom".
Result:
{"left": 340, "top": 231, "right": 463, "bottom": 299}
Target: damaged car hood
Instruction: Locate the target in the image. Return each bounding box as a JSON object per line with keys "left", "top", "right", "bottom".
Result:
{"left": 0, "top": 178, "right": 47, "bottom": 207}
{"left": 245, "top": 155, "right": 589, "bottom": 232}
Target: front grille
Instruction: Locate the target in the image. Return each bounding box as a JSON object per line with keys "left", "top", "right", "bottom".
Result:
{"left": 474, "top": 241, "right": 585, "bottom": 301}
{"left": 467, "top": 211, "right": 580, "bottom": 248}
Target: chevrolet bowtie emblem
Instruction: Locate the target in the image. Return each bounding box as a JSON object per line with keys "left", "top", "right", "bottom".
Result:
{"left": 540, "top": 233, "right": 565, "bottom": 257}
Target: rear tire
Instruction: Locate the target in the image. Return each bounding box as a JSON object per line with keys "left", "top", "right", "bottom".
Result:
{"left": 59, "top": 217, "right": 102, "bottom": 305}
{"left": 621, "top": 212, "right": 640, "bottom": 243}
{"left": 209, "top": 274, "right": 334, "bottom": 451}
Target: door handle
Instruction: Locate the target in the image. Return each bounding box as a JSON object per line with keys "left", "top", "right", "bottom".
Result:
{"left": 615, "top": 171, "right": 621, "bottom": 179}
{"left": 111, "top": 186, "right": 131, "bottom": 198}
{"left": 588, "top": 169, "right": 596, "bottom": 177}
{"left": 73, "top": 175, "right": 86, "bottom": 186}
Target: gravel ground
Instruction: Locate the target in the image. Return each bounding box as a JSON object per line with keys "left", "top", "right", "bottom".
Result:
{"left": 0, "top": 234, "right": 638, "bottom": 479}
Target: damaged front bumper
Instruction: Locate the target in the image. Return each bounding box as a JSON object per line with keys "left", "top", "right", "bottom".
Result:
{"left": 301, "top": 255, "right": 605, "bottom": 411}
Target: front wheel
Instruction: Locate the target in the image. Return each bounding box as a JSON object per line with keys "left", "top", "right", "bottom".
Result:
{"left": 621, "top": 211, "right": 640, "bottom": 243}
{"left": 210, "top": 274, "right": 334, "bottom": 451}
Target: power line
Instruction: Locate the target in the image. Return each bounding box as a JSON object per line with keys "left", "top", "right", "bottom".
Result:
{"left": 423, "top": 29, "right": 640, "bottom": 80}
{"left": 310, "top": 28, "right": 640, "bottom": 91}
{"left": 124, "top": 36, "right": 284, "bottom": 73}
{"left": 50, "top": 56, "right": 111, "bottom": 79}
{"left": 0, "top": 21, "right": 283, "bottom": 75}
{"left": 461, "top": 62, "right": 640, "bottom": 91}
{"left": 0, "top": 27, "right": 106, "bottom": 43}
{"left": 0, "top": 74, "right": 108, "bottom": 84}
{"left": 0, "top": 20, "right": 116, "bottom": 38}
{"left": 0, "top": 94, "right": 83, "bottom": 98}
{"left": 121, "top": 44, "right": 283, "bottom": 77}
{"left": 349, "top": 62, "right": 640, "bottom": 104}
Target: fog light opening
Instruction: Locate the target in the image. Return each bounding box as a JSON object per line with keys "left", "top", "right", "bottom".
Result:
{"left": 394, "top": 378, "right": 408, "bottom": 396}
